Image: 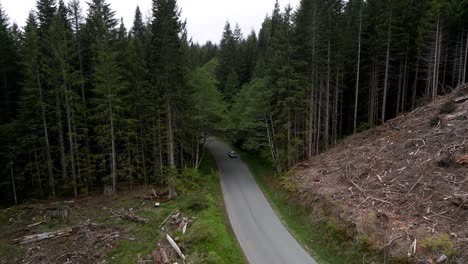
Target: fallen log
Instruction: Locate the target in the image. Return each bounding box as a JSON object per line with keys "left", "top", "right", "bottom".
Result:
{"left": 27, "top": 221, "right": 45, "bottom": 228}
{"left": 444, "top": 110, "right": 467, "bottom": 121}
{"left": 166, "top": 234, "right": 185, "bottom": 261}
{"left": 12, "top": 227, "right": 73, "bottom": 245}
{"left": 111, "top": 210, "right": 149, "bottom": 224}
{"left": 454, "top": 95, "right": 468, "bottom": 103}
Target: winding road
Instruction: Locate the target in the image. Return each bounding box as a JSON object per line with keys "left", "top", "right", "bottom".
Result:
{"left": 206, "top": 138, "right": 317, "bottom": 264}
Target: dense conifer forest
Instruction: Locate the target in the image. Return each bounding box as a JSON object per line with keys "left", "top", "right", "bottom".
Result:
{"left": 0, "top": 0, "right": 467, "bottom": 205}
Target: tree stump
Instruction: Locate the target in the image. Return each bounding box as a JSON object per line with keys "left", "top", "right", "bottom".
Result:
{"left": 103, "top": 186, "right": 115, "bottom": 196}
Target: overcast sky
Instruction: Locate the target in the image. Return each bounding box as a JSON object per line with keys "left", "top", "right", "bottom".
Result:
{"left": 1, "top": 0, "right": 300, "bottom": 44}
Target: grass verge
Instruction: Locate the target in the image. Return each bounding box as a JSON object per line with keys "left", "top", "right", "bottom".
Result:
{"left": 237, "top": 150, "right": 385, "bottom": 264}
{"left": 107, "top": 153, "right": 245, "bottom": 263}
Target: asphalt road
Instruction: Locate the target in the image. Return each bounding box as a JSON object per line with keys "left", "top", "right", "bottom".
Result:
{"left": 206, "top": 138, "right": 317, "bottom": 264}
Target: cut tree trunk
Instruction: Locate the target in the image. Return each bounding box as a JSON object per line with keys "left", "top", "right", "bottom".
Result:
{"left": 166, "top": 234, "right": 185, "bottom": 260}
{"left": 103, "top": 186, "right": 115, "bottom": 196}
{"left": 12, "top": 227, "right": 73, "bottom": 245}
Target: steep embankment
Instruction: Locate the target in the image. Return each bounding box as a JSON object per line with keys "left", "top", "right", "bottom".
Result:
{"left": 289, "top": 85, "right": 468, "bottom": 263}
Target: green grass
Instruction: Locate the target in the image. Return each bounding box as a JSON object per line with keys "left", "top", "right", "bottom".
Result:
{"left": 107, "top": 153, "right": 246, "bottom": 264}
{"left": 237, "top": 150, "right": 385, "bottom": 264}
{"left": 181, "top": 153, "right": 246, "bottom": 264}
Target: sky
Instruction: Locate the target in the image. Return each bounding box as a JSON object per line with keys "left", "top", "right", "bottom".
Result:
{"left": 1, "top": 0, "right": 300, "bottom": 44}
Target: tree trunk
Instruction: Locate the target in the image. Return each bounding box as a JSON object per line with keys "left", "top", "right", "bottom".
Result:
{"left": 167, "top": 101, "right": 177, "bottom": 199}
{"left": 452, "top": 34, "right": 460, "bottom": 86}
{"left": 411, "top": 57, "right": 419, "bottom": 109}
{"left": 109, "top": 92, "right": 117, "bottom": 195}
{"left": 61, "top": 51, "right": 78, "bottom": 197}
{"left": 10, "top": 161, "right": 17, "bottom": 205}
{"left": 33, "top": 142, "right": 44, "bottom": 197}
{"left": 324, "top": 12, "right": 331, "bottom": 150}
{"left": 158, "top": 116, "right": 164, "bottom": 182}
{"left": 55, "top": 90, "right": 67, "bottom": 181}
{"left": 353, "top": 2, "right": 362, "bottom": 134}
{"left": 64, "top": 83, "right": 78, "bottom": 197}
{"left": 396, "top": 59, "right": 403, "bottom": 116}
{"left": 36, "top": 63, "right": 55, "bottom": 197}
{"left": 382, "top": 6, "right": 392, "bottom": 124}
{"left": 139, "top": 123, "right": 147, "bottom": 185}
{"left": 442, "top": 47, "right": 448, "bottom": 88}
{"left": 369, "top": 59, "right": 374, "bottom": 126}
{"left": 401, "top": 53, "right": 408, "bottom": 112}
{"left": 127, "top": 137, "right": 133, "bottom": 191}
{"left": 308, "top": 5, "right": 317, "bottom": 158}
{"left": 316, "top": 81, "right": 322, "bottom": 154}
{"left": 2, "top": 71, "right": 9, "bottom": 121}
{"left": 334, "top": 68, "right": 339, "bottom": 145}
{"left": 463, "top": 30, "right": 468, "bottom": 84}
{"left": 432, "top": 13, "right": 441, "bottom": 100}
{"left": 459, "top": 32, "right": 464, "bottom": 85}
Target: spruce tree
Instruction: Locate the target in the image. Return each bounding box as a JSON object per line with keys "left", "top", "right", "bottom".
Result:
{"left": 216, "top": 22, "right": 237, "bottom": 93}
{"left": 150, "top": 0, "right": 186, "bottom": 199}
{"left": 19, "top": 13, "right": 55, "bottom": 197}
{"left": 0, "top": 3, "right": 19, "bottom": 123}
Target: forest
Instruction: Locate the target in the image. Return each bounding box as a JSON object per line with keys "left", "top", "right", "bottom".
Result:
{"left": 0, "top": 0, "right": 467, "bottom": 205}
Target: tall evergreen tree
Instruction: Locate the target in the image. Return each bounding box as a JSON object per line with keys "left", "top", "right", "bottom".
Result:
{"left": 150, "top": 0, "right": 186, "bottom": 199}
{"left": 0, "top": 3, "right": 20, "bottom": 123}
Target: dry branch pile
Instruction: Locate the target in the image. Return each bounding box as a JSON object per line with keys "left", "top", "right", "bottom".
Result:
{"left": 19, "top": 224, "right": 123, "bottom": 264}
{"left": 291, "top": 85, "right": 468, "bottom": 262}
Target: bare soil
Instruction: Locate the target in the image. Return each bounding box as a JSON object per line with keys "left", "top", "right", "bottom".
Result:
{"left": 290, "top": 85, "right": 468, "bottom": 263}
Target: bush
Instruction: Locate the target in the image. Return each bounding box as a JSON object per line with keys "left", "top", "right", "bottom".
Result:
{"left": 180, "top": 193, "right": 211, "bottom": 212}
{"left": 182, "top": 220, "right": 217, "bottom": 246}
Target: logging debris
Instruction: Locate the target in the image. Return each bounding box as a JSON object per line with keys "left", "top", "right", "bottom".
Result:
{"left": 110, "top": 209, "right": 149, "bottom": 224}
{"left": 291, "top": 85, "right": 468, "bottom": 262}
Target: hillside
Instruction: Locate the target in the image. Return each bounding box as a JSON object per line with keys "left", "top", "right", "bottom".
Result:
{"left": 290, "top": 85, "right": 468, "bottom": 263}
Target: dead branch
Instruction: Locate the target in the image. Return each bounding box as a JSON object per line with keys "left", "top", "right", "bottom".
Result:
{"left": 27, "top": 221, "right": 45, "bottom": 228}
{"left": 406, "top": 175, "right": 423, "bottom": 196}
{"left": 385, "top": 235, "right": 403, "bottom": 248}
{"left": 159, "top": 209, "right": 176, "bottom": 228}
{"left": 166, "top": 234, "right": 185, "bottom": 261}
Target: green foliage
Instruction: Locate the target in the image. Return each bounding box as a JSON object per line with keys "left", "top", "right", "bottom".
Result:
{"left": 420, "top": 234, "right": 454, "bottom": 255}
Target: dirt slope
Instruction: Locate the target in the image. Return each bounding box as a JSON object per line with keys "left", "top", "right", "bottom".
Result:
{"left": 290, "top": 85, "right": 468, "bottom": 263}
